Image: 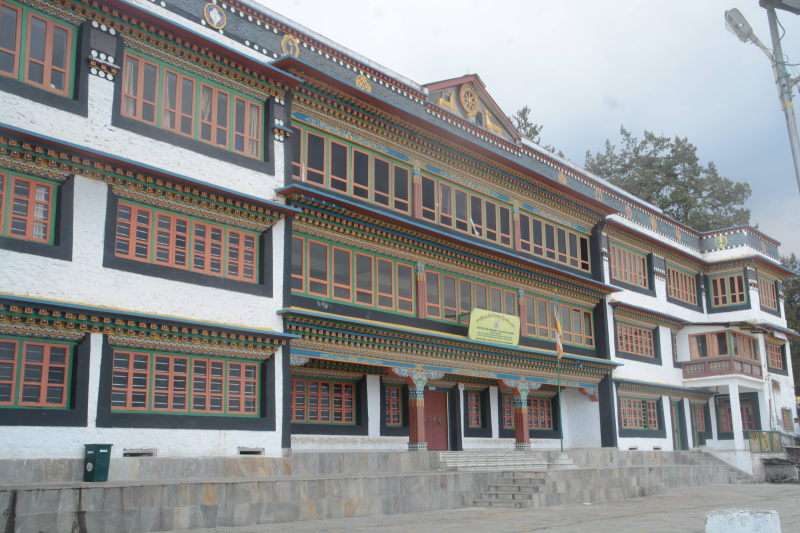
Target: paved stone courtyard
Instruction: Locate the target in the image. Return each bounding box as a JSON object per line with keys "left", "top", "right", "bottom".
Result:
{"left": 187, "top": 484, "right": 800, "bottom": 533}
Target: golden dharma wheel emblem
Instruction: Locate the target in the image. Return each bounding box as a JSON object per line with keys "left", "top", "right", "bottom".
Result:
{"left": 715, "top": 235, "right": 728, "bottom": 248}
{"left": 650, "top": 216, "right": 657, "bottom": 231}
{"left": 459, "top": 83, "right": 480, "bottom": 118}
{"left": 281, "top": 34, "right": 301, "bottom": 57}
{"left": 203, "top": 3, "right": 227, "bottom": 30}
{"left": 624, "top": 205, "right": 633, "bottom": 218}
{"left": 557, "top": 172, "right": 567, "bottom": 185}
{"left": 355, "top": 74, "right": 372, "bottom": 93}
{"left": 675, "top": 229, "right": 682, "bottom": 241}
{"left": 594, "top": 186, "right": 603, "bottom": 201}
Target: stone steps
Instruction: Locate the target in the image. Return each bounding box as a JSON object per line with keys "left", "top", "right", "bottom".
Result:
{"left": 439, "top": 451, "right": 547, "bottom": 471}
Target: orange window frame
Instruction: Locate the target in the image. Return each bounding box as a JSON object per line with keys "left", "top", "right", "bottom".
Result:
{"left": 693, "top": 405, "right": 706, "bottom": 432}
{"left": 153, "top": 211, "right": 189, "bottom": 268}
{"left": 528, "top": 398, "right": 553, "bottom": 430}
{"left": 376, "top": 257, "right": 395, "bottom": 310}
{"left": 16, "top": 341, "right": 70, "bottom": 408}
{"left": 191, "top": 221, "right": 224, "bottom": 277}
{"left": 617, "top": 323, "right": 655, "bottom": 358}
{"left": 0, "top": 1, "right": 21, "bottom": 79}
{"left": 331, "top": 246, "right": 352, "bottom": 302}
{"left": 111, "top": 350, "right": 151, "bottom": 411}
{"left": 4, "top": 175, "right": 53, "bottom": 242}
{"left": 226, "top": 361, "right": 258, "bottom": 415}
{"left": 372, "top": 156, "right": 391, "bottom": 208}
{"left": 354, "top": 252, "right": 374, "bottom": 305}
{"left": 121, "top": 53, "right": 158, "bottom": 124}
{"left": 711, "top": 274, "right": 746, "bottom": 306}
{"left": 392, "top": 166, "right": 410, "bottom": 214}
{"left": 24, "top": 14, "right": 72, "bottom": 96}
{"left": 226, "top": 229, "right": 257, "bottom": 282}
{"left": 307, "top": 239, "right": 330, "bottom": 297}
{"left": 610, "top": 244, "right": 648, "bottom": 288}
{"left": 290, "top": 236, "right": 305, "bottom": 292}
{"left": 501, "top": 394, "right": 514, "bottom": 429}
{"left": 384, "top": 385, "right": 402, "bottom": 426}
{"left": 466, "top": 391, "right": 482, "bottom": 428}
{"left": 191, "top": 358, "right": 225, "bottom": 414}
{"left": 328, "top": 140, "right": 349, "bottom": 193}
{"left": 151, "top": 354, "right": 189, "bottom": 412}
{"left": 767, "top": 344, "right": 783, "bottom": 370}
{"left": 162, "top": 69, "right": 196, "bottom": 137}
{"left": 667, "top": 267, "right": 697, "bottom": 305}
{"left": 441, "top": 274, "right": 458, "bottom": 322}
{"left": 232, "top": 97, "right": 261, "bottom": 159}
{"left": 759, "top": 277, "right": 778, "bottom": 310}
{"left": 199, "top": 83, "right": 230, "bottom": 149}
{"left": 425, "top": 271, "right": 441, "bottom": 318}
{"left": 115, "top": 202, "right": 152, "bottom": 261}
{"left": 396, "top": 263, "right": 415, "bottom": 315}
{"left": 420, "top": 176, "right": 437, "bottom": 222}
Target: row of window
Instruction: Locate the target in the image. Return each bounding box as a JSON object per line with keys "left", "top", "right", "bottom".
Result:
{"left": 0, "top": 338, "right": 71, "bottom": 408}
{"left": 121, "top": 52, "right": 262, "bottom": 159}
{"left": 115, "top": 202, "right": 258, "bottom": 283}
{"left": 290, "top": 235, "right": 596, "bottom": 347}
{"left": 499, "top": 394, "right": 554, "bottom": 430}
{"left": 111, "top": 350, "right": 258, "bottom": 415}
{"left": 689, "top": 331, "right": 759, "bottom": 362}
{"left": 290, "top": 125, "right": 592, "bottom": 272}
{"left": 290, "top": 378, "right": 355, "bottom": 424}
{"left": 717, "top": 397, "right": 756, "bottom": 433}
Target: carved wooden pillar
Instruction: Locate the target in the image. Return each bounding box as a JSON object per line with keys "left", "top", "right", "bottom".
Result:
{"left": 407, "top": 375, "right": 428, "bottom": 451}
{"left": 503, "top": 380, "right": 541, "bottom": 450}
{"left": 416, "top": 262, "right": 426, "bottom": 319}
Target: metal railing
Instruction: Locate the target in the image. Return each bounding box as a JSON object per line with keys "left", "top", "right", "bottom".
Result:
{"left": 746, "top": 430, "right": 784, "bottom": 453}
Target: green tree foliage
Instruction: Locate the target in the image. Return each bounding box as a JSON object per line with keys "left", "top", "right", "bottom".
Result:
{"left": 780, "top": 254, "right": 800, "bottom": 394}
{"left": 584, "top": 126, "right": 751, "bottom": 232}
{"left": 510, "top": 106, "right": 564, "bottom": 157}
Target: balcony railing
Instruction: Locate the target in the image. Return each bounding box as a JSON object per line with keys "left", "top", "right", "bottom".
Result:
{"left": 681, "top": 356, "right": 762, "bottom": 380}
{"left": 746, "top": 430, "right": 783, "bottom": 453}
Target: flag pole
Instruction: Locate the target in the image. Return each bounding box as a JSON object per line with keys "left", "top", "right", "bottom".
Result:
{"left": 553, "top": 294, "right": 564, "bottom": 454}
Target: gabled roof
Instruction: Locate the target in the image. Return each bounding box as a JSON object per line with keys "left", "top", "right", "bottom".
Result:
{"left": 424, "top": 74, "right": 520, "bottom": 143}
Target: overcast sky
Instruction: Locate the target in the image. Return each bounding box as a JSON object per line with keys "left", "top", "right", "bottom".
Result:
{"left": 259, "top": 0, "right": 800, "bottom": 258}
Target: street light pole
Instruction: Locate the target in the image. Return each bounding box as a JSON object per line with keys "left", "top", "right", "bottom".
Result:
{"left": 764, "top": 7, "right": 800, "bottom": 196}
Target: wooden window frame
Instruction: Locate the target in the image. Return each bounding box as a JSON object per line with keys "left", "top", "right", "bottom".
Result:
{"left": 528, "top": 397, "right": 553, "bottom": 430}
{"left": 376, "top": 257, "right": 395, "bottom": 311}
{"left": 384, "top": 384, "right": 402, "bottom": 427}
{"left": 151, "top": 354, "right": 189, "bottom": 413}
{"left": 307, "top": 239, "right": 330, "bottom": 298}
{"left": 23, "top": 12, "right": 73, "bottom": 96}
{"left": 1, "top": 339, "right": 72, "bottom": 408}
{"left": 111, "top": 350, "right": 151, "bottom": 412}
{"left": 767, "top": 343, "right": 784, "bottom": 370}
{"left": 616, "top": 322, "right": 656, "bottom": 358}
{"left": 226, "top": 361, "right": 258, "bottom": 415}
{"left": 501, "top": 394, "right": 514, "bottom": 429}
{"left": 519, "top": 212, "right": 590, "bottom": 272}
{"left": 331, "top": 246, "right": 352, "bottom": 302}
{"left": 1, "top": 173, "right": 55, "bottom": 243}
{"left": 717, "top": 396, "right": 756, "bottom": 433}
{"left": 466, "top": 391, "right": 482, "bottom": 428}
{"left": 619, "top": 397, "right": 659, "bottom": 430}
{"left": 667, "top": 266, "right": 697, "bottom": 306}
{"left": 290, "top": 377, "right": 356, "bottom": 425}
{"left": 522, "top": 295, "right": 594, "bottom": 348}
{"left": 710, "top": 273, "right": 746, "bottom": 307}
{"left": 114, "top": 201, "right": 260, "bottom": 283}
{"left": 758, "top": 276, "right": 778, "bottom": 311}
{"left": 122, "top": 52, "right": 264, "bottom": 160}
{"left": 781, "top": 408, "right": 793, "bottom": 432}
{"left": 730, "top": 331, "right": 758, "bottom": 361}
{"left": 609, "top": 244, "right": 648, "bottom": 289}
{"left": 693, "top": 404, "right": 706, "bottom": 432}
{"left": 0, "top": 1, "right": 22, "bottom": 80}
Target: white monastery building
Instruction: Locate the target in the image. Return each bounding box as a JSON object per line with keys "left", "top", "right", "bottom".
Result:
{"left": 0, "top": 0, "right": 796, "bottom": 476}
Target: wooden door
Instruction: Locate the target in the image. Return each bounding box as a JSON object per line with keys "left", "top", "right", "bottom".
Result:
{"left": 424, "top": 390, "right": 449, "bottom": 451}
{"left": 671, "top": 401, "right": 683, "bottom": 450}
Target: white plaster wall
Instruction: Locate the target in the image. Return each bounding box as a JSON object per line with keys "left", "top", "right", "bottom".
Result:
{"left": 0, "top": 73, "right": 285, "bottom": 202}
{"left": 0, "top": 335, "right": 286, "bottom": 458}
{"left": 561, "top": 388, "right": 600, "bottom": 448}
{"left": 291, "top": 435, "right": 406, "bottom": 450}
{"left": 0, "top": 175, "right": 284, "bottom": 331}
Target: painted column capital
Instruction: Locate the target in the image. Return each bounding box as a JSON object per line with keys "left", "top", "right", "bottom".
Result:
{"left": 391, "top": 368, "right": 443, "bottom": 392}
{"left": 502, "top": 380, "right": 541, "bottom": 402}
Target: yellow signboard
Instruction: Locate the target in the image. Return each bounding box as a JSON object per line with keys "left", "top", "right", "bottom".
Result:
{"left": 467, "top": 309, "right": 520, "bottom": 346}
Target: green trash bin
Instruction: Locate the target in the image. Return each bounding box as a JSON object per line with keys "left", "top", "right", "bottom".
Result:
{"left": 83, "top": 444, "right": 112, "bottom": 482}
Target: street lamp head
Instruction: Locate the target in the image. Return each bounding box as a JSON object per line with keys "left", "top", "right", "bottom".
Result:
{"left": 725, "top": 8, "right": 755, "bottom": 43}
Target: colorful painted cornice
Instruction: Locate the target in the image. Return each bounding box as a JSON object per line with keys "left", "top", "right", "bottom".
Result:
{"left": 0, "top": 294, "right": 293, "bottom": 359}
{"left": 0, "top": 124, "right": 298, "bottom": 230}
{"left": 613, "top": 378, "right": 714, "bottom": 403}
{"left": 280, "top": 307, "right": 618, "bottom": 389}
{"left": 609, "top": 302, "right": 686, "bottom": 330}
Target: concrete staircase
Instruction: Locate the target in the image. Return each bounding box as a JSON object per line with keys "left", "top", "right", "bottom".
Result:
{"left": 472, "top": 449, "right": 753, "bottom": 509}
{"left": 439, "top": 450, "right": 547, "bottom": 471}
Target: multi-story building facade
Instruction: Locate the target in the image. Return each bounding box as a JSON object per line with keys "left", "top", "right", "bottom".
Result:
{"left": 0, "top": 0, "right": 796, "bottom": 475}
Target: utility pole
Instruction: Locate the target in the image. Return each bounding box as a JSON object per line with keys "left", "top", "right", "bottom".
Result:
{"left": 765, "top": 6, "right": 800, "bottom": 196}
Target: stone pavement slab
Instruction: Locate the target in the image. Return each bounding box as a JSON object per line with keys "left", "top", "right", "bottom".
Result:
{"left": 182, "top": 484, "right": 800, "bottom": 533}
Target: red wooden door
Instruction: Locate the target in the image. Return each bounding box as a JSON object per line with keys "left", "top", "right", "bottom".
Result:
{"left": 424, "top": 390, "right": 449, "bottom": 451}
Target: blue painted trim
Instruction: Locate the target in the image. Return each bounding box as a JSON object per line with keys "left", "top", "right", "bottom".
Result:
{"left": 0, "top": 123, "right": 302, "bottom": 215}
{"left": 0, "top": 293, "right": 298, "bottom": 339}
